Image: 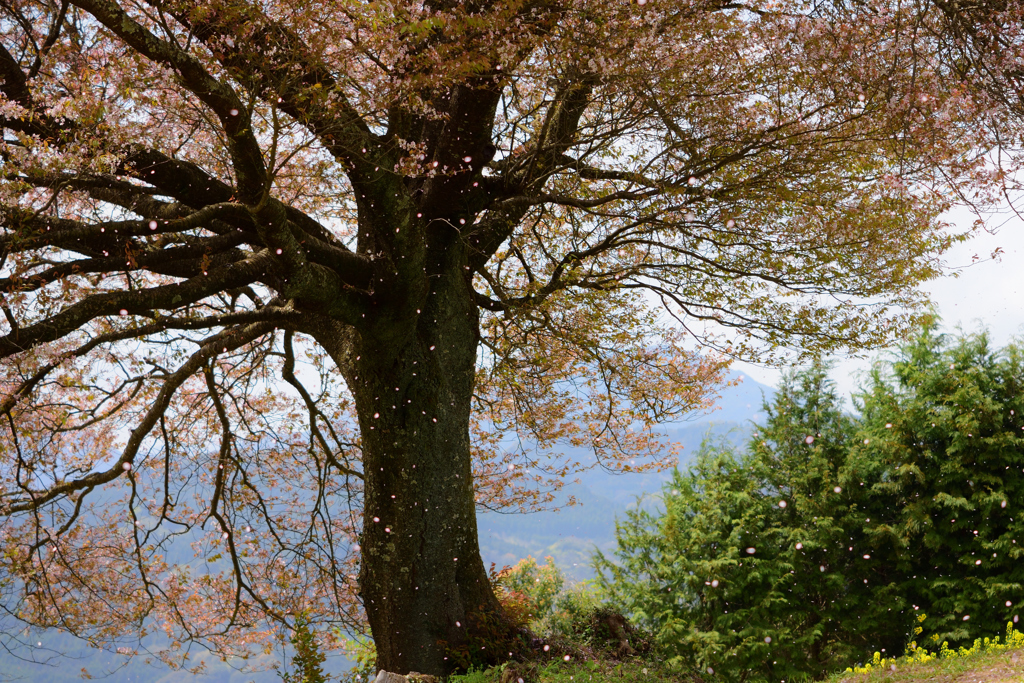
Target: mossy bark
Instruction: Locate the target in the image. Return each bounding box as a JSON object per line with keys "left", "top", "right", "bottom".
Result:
{"left": 327, "top": 226, "right": 505, "bottom": 675}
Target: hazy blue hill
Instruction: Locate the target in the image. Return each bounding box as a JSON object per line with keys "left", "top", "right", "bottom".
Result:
{"left": 693, "top": 370, "right": 774, "bottom": 424}
{"left": 1, "top": 372, "right": 774, "bottom": 681}
{"left": 0, "top": 629, "right": 286, "bottom": 683}
{"left": 478, "top": 371, "right": 775, "bottom": 580}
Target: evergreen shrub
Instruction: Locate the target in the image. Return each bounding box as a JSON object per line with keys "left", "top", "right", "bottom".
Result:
{"left": 595, "top": 363, "right": 910, "bottom": 681}
{"left": 596, "top": 327, "right": 1024, "bottom": 680}
{"left": 853, "top": 326, "right": 1024, "bottom": 646}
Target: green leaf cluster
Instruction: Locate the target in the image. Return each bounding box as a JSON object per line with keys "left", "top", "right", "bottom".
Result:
{"left": 280, "top": 617, "right": 329, "bottom": 683}
{"left": 498, "top": 557, "right": 605, "bottom": 640}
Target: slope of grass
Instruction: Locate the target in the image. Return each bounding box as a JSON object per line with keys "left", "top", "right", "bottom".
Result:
{"left": 831, "top": 647, "right": 1024, "bottom": 683}
{"left": 445, "top": 622, "right": 1024, "bottom": 683}
{"left": 452, "top": 658, "right": 693, "bottom": 683}
{"left": 829, "top": 620, "right": 1024, "bottom": 683}
{"left": 449, "top": 647, "right": 1024, "bottom": 683}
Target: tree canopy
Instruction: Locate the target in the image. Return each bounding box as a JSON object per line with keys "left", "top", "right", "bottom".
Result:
{"left": 1, "top": 0, "right": 1021, "bottom": 675}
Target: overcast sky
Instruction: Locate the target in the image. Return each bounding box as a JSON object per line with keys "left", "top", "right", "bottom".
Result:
{"left": 734, "top": 204, "right": 1024, "bottom": 402}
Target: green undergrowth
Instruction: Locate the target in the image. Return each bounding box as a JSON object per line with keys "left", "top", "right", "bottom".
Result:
{"left": 833, "top": 649, "right": 1024, "bottom": 683}
{"left": 445, "top": 620, "right": 1024, "bottom": 683}
{"left": 828, "top": 619, "right": 1024, "bottom": 683}
{"left": 450, "top": 657, "right": 690, "bottom": 683}
{"left": 448, "top": 637, "right": 1024, "bottom": 683}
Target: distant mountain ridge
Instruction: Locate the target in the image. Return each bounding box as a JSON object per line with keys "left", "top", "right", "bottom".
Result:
{"left": 478, "top": 371, "right": 776, "bottom": 580}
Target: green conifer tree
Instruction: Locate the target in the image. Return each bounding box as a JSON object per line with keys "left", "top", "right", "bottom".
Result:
{"left": 854, "top": 326, "right": 1024, "bottom": 646}
{"left": 596, "top": 363, "right": 910, "bottom": 681}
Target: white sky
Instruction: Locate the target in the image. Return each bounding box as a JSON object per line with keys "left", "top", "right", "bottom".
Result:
{"left": 734, "top": 204, "right": 1024, "bottom": 403}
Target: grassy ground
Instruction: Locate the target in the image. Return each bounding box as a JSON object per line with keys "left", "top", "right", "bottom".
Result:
{"left": 447, "top": 644, "right": 1024, "bottom": 683}
{"left": 442, "top": 618, "right": 1024, "bottom": 683}
{"left": 829, "top": 647, "right": 1024, "bottom": 683}
{"left": 827, "top": 620, "right": 1024, "bottom": 683}
{"left": 453, "top": 658, "right": 694, "bottom": 683}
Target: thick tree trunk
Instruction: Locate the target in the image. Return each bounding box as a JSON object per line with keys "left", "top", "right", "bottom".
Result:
{"left": 336, "top": 234, "right": 506, "bottom": 675}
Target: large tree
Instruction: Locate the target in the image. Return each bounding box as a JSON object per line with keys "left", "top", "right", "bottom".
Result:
{"left": 0, "top": 0, "right": 1012, "bottom": 675}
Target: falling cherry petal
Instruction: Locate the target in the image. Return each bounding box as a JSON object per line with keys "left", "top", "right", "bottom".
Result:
{"left": 5, "top": 3, "right": 1018, "bottom": 661}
